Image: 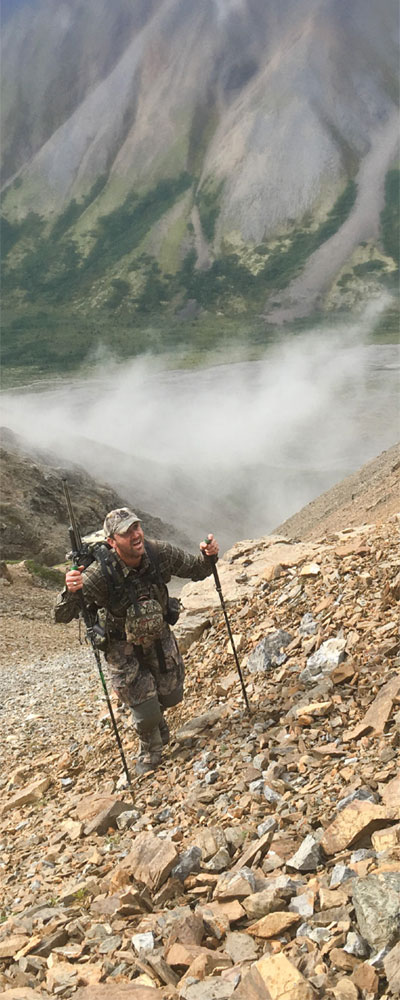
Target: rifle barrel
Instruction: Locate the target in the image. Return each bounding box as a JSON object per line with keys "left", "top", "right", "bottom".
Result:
{"left": 62, "top": 478, "right": 83, "bottom": 552}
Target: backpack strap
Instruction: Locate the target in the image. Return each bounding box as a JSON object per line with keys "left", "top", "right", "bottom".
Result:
{"left": 143, "top": 541, "right": 168, "bottom": 672}
{"left": 93, "top": 540, "right": 168, "bottom": 672}
{"left": 93, "top": 543, "right": 139, "bottom": 610}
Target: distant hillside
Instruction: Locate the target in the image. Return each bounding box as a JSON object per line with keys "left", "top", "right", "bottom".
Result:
{"left": 275, "top": 441, "right": 400, "bottom": 540}
{"left": 1, "top": 0, "right": 399, "bottom": 377}
{"left": 0, "top": 428, "right": 189, "bottom": 563}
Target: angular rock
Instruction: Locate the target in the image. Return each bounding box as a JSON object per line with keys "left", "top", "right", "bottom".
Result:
{"left": 332, "top": 980, "right": 358, "bottom": 1000}
{"left": 243, "top": 887, "right": 286, "bottom": 920}
{"left": 247, "top": 910, "right": 301, "bottom": 938}
{"left": 174, "top": 612, "right": 211, "bottom": 653}
{"left": 287, "top": 835, "right": 324, "bottom": 872}
{"left": 247, "top": 630, "right": 293, "bottom": 673}
{"left": 382, "top": 773, "right": 400, "bottom": 816}
{"left": 294, "top": 699, "right": 332, "bottom": 720}
{"left": 320, "top": 801, "right": 396, "bottom": 855}
{"left": 257, "top": 817, "right": 278, "bottom": 839}
{"left": 289, "top": 892, "right": 314, "bottom": 918}
{"left": 214, "top": 867, "right": 256, "bottom": 900}
{"left": 166, "top": 910, "right": 204, "bottom": 947}
{"left": 350, "top": 962, "right": 379, "bottom": 994}
{"left": 263, "top": 784, "right": 282, "bottom": 805}
{"left": 343, "top": 675, "right": 400, "bottom": 740}
{"left": 171, "top": 846, "right": 202, "bottom": 881}
{"left": 191, "top": 826, "right": 228, "bottom": 861}
{"left": 299, "top": 563, "right": 321, "bottom": 577}
{"left": 299, "top": 638, "right": 346, "bottom": 685}
{"left": 132, "top": 931, "right": 155, "bottom": 955}
{"left": 205, "top": 847, "right": 231, "bottom": 872}
{"left": 319, "top": 886, "right": 351, "bottom": 909}
{"left": 336, "top": 787, "right": 377, "bottom": 812}
{"left": 232, "top": 964, "right": 273, "bottom": 1000}
{"left": 1, "top": 991, "right": 44, "bottom": 999}
{"left": 167, "top": 942, "right": 230, "bottom": 969}
{"left": 201, "top": 899, "right": 245, "bottom": 926}
{"left": 116, "top": 808, "right": 142, "bottom": 830}
{"left": 145, "top": 950, "right": 180, "bottom": 987}
{"left": 232, "top": 829, "right": 275, "bottom": 870}
{"left": 176, "top": 707, "right": 228, "bottom": 741}
{"left": 61, "top": 817, "right": 84, "bottom": 840}
{"left": 46, "top": 960, "right": 78, "bottom": 993}
{"left": 84, "top": 799, "right": 131, "bottom": 836}
{"left": 371, "top": 821, "right": 400, "bottom": 852}
{"left": 1, "top": 776, "right": 52, "bottom": 815}
{"left": 200, "top": 904, "right": 231, "bottom": 940}
{"left": 119, "top": 831, "right": 178, "bottom": 890}
{"left": 329, "top": 865, "right": 356, "bottom": 888}
{"left": 32, "top": 927, "right": 69, "bottom": 957}
{"left": 352, "top": 872, "right": 400, "bottom": 951}
{"left": 299, "top": 613, "right": 318, "bottom": 635}
{"left": 224, "top": 930, "right": 258, "bottom": 963}
{"left": 74, "top": 988, "right": 162, "bottom": 999}
{"left": 180, "top": 979, "right": 236, "bottom": 999}
{"left": 215, "top": 671, "right": 239, "bottom": 696}
{"left": 248, "top": 952, "right": 315, "bottom": 999}
{"left": 75, "top": 794, "right": 122, "bottom": 822}
{"left": 384, "top": 941, "right": 400, "bottom": 995}
{"left": 0, "top": 934, "right": 29, "bottom": 958}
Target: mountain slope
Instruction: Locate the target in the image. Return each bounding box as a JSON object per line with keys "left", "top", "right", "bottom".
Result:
{"left": 0, "top": 428, "right": 190, "bottom": 564}
{"left": 0, "top": 438, "right": 399, "bottom": 996}
{"left": 1, "top": 0, "right": 399, "bottom": 373}
{"left": 2, "top": 0, "right": 398, "bottom": 229}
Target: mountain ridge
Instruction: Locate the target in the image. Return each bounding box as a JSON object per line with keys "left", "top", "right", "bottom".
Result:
{"left": 1, "top": 0, "right": 399, "bottom": 373}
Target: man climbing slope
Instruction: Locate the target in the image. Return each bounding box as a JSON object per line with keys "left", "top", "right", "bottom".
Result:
{"left": 55, "top": 507, "right": 219, "bottom": 774}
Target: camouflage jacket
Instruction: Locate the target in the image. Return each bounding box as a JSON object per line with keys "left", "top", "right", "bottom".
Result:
{"left": 54, "top": 539, "right": 215, "bottom": 638}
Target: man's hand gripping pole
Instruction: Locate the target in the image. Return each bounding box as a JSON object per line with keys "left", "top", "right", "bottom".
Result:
{"left": 62, "top": 478, "right": 135, "bottom": 801}
{"left": 203, "top": 538, "right": 251, "bottom": 715}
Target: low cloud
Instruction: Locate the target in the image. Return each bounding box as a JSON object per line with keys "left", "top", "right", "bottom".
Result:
{"left": 2, "top": 300, "right": 399, "bottom": 551}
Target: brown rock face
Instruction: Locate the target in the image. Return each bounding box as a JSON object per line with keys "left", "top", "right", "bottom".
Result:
{"left": 320, "top": 801, "right": 397, "bottom": 855}
{"left": 119, "top": 832, "right": 178, "bottom": 891}
{"left": 247, "top": 911, "right": 301, "bottom": 938}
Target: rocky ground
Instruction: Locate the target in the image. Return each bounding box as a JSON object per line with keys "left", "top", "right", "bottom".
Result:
{"left": 0, "top": 445, "right": 399, "bottom": 1000}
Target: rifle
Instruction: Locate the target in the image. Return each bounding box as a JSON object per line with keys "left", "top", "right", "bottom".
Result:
{"left": 62, "top": 479, "right": 135, "bottom": 801}
{"left": 204, "top": 540, "right": 251, "bottom": 715}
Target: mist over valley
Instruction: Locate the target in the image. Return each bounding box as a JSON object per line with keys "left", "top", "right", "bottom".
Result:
{"left": 2, "top": 303, "right": 398, "bottom": 552}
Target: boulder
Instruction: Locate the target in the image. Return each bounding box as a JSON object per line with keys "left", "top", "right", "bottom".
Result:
{"left": 352, "top": 872, "right": 400, "bottom": 951}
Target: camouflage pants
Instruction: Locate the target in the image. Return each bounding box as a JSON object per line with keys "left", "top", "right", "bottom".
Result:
{"left": 105, "top": 624, "right": 185, "bottom": 710}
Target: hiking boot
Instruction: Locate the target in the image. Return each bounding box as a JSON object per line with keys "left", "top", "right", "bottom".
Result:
{"left": 135, "top": 750, "right": 162, "bottom": 775}
{"left": 159, "top": 715, "right": 170, "bottom": 746}
{"left": 135, "top": 724, "right": 163, "bottom": 776}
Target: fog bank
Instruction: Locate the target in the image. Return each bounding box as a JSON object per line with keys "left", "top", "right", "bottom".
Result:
{"left": 2, "top": 305, "right": 399, "bottom": 551}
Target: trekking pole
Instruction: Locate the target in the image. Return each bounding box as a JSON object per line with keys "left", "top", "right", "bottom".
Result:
{"left": 62, "top": 479, "right": 135, "bottom": 802}
{"left": 204, "top": 539, "right": 251, "bottom": 715}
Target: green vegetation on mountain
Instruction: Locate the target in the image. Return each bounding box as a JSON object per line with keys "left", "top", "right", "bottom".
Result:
{"left": 1, "top": 171, "right": 397, "bottom": 380}
{"left": 195, "top": 178, "right": 225, "bottom": 241}
{"left": 380, "top": 168, "right": 400, "bottom": 268}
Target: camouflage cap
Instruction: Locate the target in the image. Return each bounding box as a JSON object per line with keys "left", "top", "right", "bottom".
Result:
{"left": 103, "top": 508, "right": 141, "bottom": 537}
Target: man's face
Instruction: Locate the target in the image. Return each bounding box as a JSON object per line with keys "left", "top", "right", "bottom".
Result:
{"left": 108, "top": 521, "right": 145, "bottom": 565}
